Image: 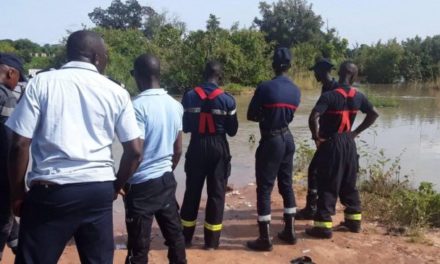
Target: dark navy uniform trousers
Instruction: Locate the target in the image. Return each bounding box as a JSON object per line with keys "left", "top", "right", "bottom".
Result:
{"left": 123, "top": 172, "right": 186, "bottom": 264}
{"left": 256, "top": 130, "right": 296, "bottom": 218}
{"left": 0, "top": 169, "right": 19, "bottom": 259}
{"left": 15, "top": 181, "right": 114, "bottom": 264}
{"left": 314, "top": 133, "right": 361, "bottom": 222}
{"left": 180, "top": 134, "right": 231, "bottom": 248}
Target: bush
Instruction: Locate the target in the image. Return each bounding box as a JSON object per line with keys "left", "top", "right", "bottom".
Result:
{"left": 223, "top": 83, "right": 249, "bottom": 94}
{"left": 359, "top": 147, "right": 440, "bottom": 229}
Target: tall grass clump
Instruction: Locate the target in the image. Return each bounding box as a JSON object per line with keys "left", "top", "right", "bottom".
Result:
{"left": 359, "top": 145, "right": 440, "bottom": 231}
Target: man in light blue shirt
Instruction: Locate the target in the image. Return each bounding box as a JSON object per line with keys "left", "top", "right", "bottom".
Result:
{"left": 123, "top": 54, "right": 186, "bottom": 264}
{"left": 6, "top": 30, "right": 142, "bottom": 264}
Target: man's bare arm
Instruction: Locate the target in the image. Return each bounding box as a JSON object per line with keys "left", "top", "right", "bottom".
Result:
{"left": 114, "top": 138, "right": 142, "bottom": 196}
{"left": 172, "top": 131, "right": 182, "bottom": 171}
{"left": 8, "top": 132, "right": 31, "bottom": 217}
{"left": 352, "top": 107, "right": 379, "bottom": 137}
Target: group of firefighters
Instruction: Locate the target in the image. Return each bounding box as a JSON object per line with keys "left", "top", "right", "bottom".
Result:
{"left": 0, "top": 30, "right": 379, "bottom": 264}
{"left": 180, "top": 47, "right": 379, "bottom": 253}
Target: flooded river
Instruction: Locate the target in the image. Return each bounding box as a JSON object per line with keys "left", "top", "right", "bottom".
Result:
{"left": 110, "top": 84, "right": 440, "bottom": 229}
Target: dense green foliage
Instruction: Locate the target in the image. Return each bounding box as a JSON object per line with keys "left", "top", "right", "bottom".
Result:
{"left": 254, "top": 0, "right": 323, "bottom": 47}
{"left": 1, "top": 0, "right": 440, "bottom": 92}
{"left": 359, "top": 149, "right": 440, "bottom": 229}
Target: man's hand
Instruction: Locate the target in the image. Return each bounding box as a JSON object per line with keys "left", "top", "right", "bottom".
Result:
{"left": 114, "top": 138, "right": 142, "bottom": 200}
{"left": 12, "top": 199, "right": 24, "bottom": 217}
{"left": 350, "top": 131, "right": 359, "bottom": 139}
{"left": 314, "top": 137, "right": 327, "bottom": 148}
{"left": 113, "top": 188, "right": 126, "bottom": 200}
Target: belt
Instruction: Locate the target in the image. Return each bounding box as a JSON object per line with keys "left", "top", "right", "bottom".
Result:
{"left": 260, "top": 127, "right": 289, "bottom": 138}
{"left": 31, "top": 180, "right": 57, "bottom": 187}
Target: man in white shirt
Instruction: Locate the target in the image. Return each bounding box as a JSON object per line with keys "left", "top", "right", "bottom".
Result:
{"left": 6, "top": 30, "right": 142, "bottom": 264}
{"left": 124, "top": 54, "right": 186, "bottom": 264}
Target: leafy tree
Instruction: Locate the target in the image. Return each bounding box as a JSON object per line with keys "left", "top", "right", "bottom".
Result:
{"left": 13, "top": 39, "right": 41, "bottom": 63}
{"left": 89, "top": 0, "right": 154, "bottom": 30}
{"left": 143, "top": 11, "right": 186, "bottom": 39}
{"left": 0, "top": 40, "right": 16, "bottom": 53}
{"left": 353, "top": 40, "right": 404, "bottom": 84}
{"left": 254, "top": 0, "right": 323, "bottom": 47}
{"left": 206, "top": 14, "right": 221, "bottom": 32}
{"left": 95, "top": 28, "right": 159, "bottom": 94}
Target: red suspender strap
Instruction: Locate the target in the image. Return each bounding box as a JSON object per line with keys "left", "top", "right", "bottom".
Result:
{"left": 194, "top": 87, "right": 207, "bottom": 99}
{"left": 208, "top": 88, "right": 224, "bottom": 100}
{"left": 194, "top": 87, "right": 224, "bottom": 134}
{"left": 327, "top": 87, "right": 358, "bottom": 133}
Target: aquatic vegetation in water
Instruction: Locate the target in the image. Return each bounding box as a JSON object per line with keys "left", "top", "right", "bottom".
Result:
{"left": 364, "top": 90, "right": 399, "bottom": 107}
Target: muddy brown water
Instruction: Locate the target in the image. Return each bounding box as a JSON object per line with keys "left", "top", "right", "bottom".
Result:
{"left": 108, "top": 84, "right": 440, "bottom": 232}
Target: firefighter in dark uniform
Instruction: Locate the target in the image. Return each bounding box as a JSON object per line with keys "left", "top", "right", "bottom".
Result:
{"left": 296, "top": 58, "right": 339, "bottom": 220}
{"left": 246, "top": 47, "right": 301, "bottom": 251}
{"left": 180, "top": 61, "right": 238, "bottom": 250}
{"left": 306, "top": 61, "right": 379, "bottom": 238}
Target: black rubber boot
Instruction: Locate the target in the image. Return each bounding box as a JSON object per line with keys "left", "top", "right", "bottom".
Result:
{"left": 295, "top": 191, "right": 317, "bottom": 220}
{"left": 247, "top": 221, "right": 273, "bottom": 251}
{"left": 305, "top": 226, "right": 332, "bottom": 239}
{"left": 182, "top": 227, "right": 195, "bottom": 248}
{"left": 278, "top": 214, "right": 297, "bottom": 244}
{"left": 336, "top": 220, "right": 361, "bottom": 233}
{"left": 204, "top": 228, "right": 221, "bottom": 250}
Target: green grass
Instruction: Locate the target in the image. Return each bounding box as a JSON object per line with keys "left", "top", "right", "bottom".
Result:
{"left": 223, "top": 83, "right": 253, "bottom": 95}
{"left": 358, "top": 146, "right": 440, "bottom": 232}
{"left": 364, "top": 90, "right": 400, "bottom": 107}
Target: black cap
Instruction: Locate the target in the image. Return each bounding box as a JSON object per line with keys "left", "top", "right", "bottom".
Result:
{"left": 0, "top": 53, "right": 26, "bottom": 82}
{"left": 309, "top": 58, "right": 334, "bottom": 72}
{"left": 273, "top": 47, "right": 292, "bottom": 65}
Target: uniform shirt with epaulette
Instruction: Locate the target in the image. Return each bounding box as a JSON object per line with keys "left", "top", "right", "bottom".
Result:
{"left": 0, "top": 84, "right": 16, "bottom": 160}
{"left": 182, "top": 82, "right": 238, "bottom": 136}
{"left": 248, "top": 75, "right": 301, "bottom": 131}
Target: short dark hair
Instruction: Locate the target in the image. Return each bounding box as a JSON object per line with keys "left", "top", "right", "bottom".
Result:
{"left": 66, "top": 30, "right": 104, "bottom": 61}
{"left": 133, "top": 54, "right": 160, "bottom": 80}
{"left": 203, "top": 60, "right": 223, "bottom": 79}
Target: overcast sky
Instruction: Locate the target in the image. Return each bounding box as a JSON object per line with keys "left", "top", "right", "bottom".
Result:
{"left": 1, "top": 0, "right": 439, "bottom": 46}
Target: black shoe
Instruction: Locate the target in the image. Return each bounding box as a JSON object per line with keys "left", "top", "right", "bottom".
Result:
{"left": 277, "top": 214, "right": 297, "bottom": 244}
{"left": 296, "top": 191, "right": 318, "bottom": 220}
{"left": 203, "top": 245, "right": 218, "bottom": 251}
{"left": 305, "top": 227, "right": 332, "bottom": 239}
{"left": 335, "top": 220, "right": 361, "bottom": 233}
{"left": 182, "top": 226, "right": 195, "bottom": 248}
{"left": 184, "top": 241, "right": 192, "bottom": 249}
{"left": 278, "top": 230, "right": 297, "bottom": 245}
{"left": 247, "top": 221, "right": 273, "bottom": 251}
{"left": 247, "top": 238, "right": 273, "bottom": 251}
{"left": 295, "top": 207, "right": 316, "bottom": 220}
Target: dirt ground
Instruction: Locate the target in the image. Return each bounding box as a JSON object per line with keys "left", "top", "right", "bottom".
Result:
{"left": 2, "top": 185, "right": 440, "bottom": 264}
